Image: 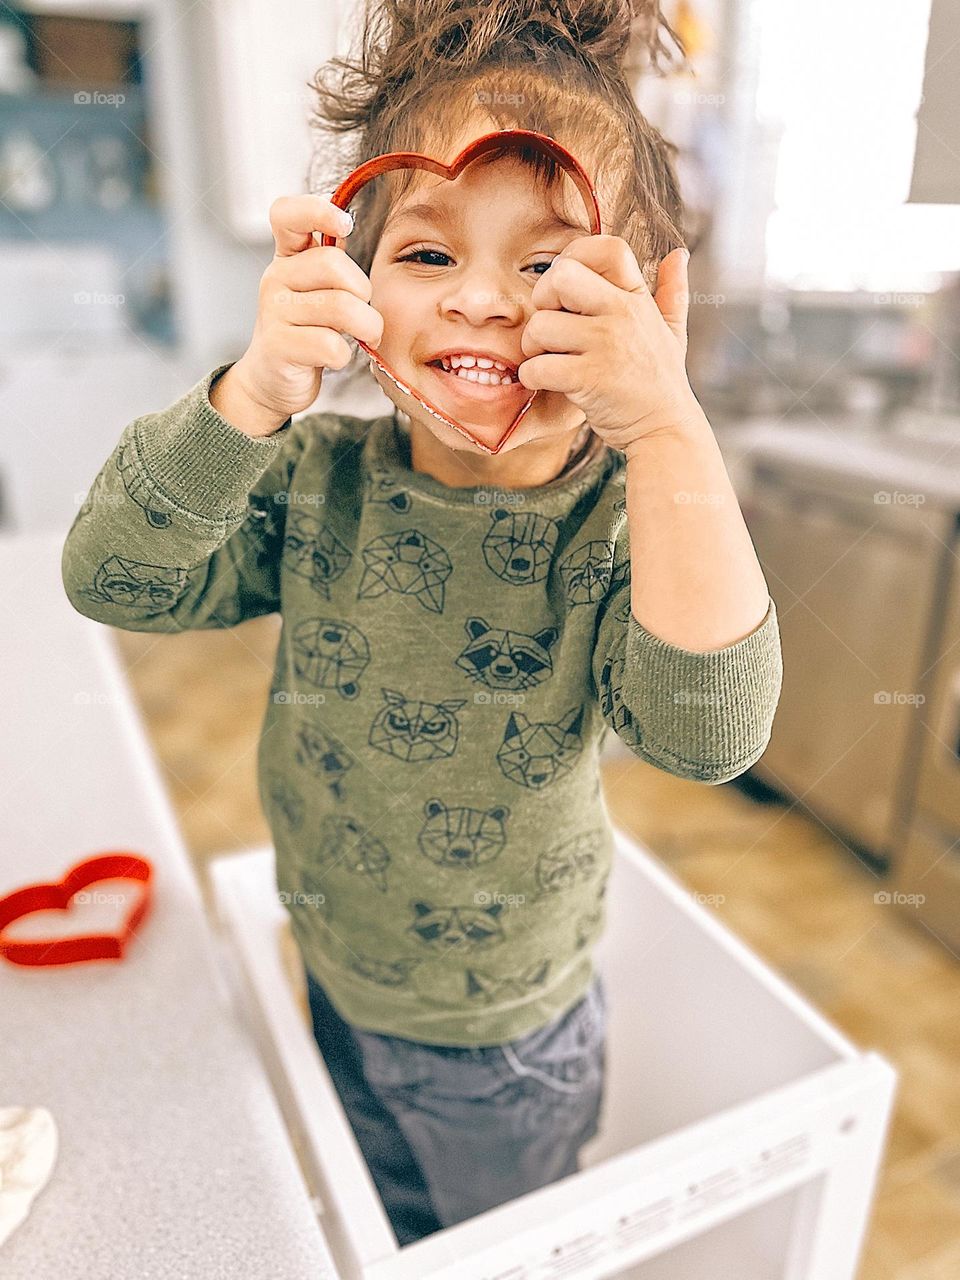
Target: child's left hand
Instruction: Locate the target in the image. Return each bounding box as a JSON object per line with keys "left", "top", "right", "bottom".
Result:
{"left": 517, "top": 237, "right": 702, "bottom": 454}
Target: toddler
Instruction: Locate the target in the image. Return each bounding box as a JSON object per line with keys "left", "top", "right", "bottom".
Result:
{"left": 62, "top": 0, "right": 782, "bottom": 1248}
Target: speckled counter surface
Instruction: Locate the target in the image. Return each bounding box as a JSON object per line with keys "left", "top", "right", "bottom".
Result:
{"left": 0, "top": 534, "right": 334, "bottom": 1277}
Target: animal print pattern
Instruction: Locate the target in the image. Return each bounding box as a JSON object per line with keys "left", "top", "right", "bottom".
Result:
{"left": 533, "top": 829, "right": 604, "bottom": 898}
{"left": 357, "top": 528, "right": 452, "bottom": 612}
{"left": 482, "top": 508, "right": 561, "bottom": 586}
{"left": 116, "top": 442, "right": 172, "bottom": 528}
{"left": 81, "top": 556, "right": 188, "bottom": 610}
{"left": 417, "top": 798, "right": 510, "bottom": 869}
{"left": 282, "top": 512, "right": 352, "bottom": 598}
{"left": 497, "top": 705, "right": 586, "bottom": 789}
{"left": 291, "top": 617, "right": 370, "bottom": 699}
{"left": 294, "top": 719, "right": 354, "bottom": 799}
{"left": 454, "top": 616, "right": 559, "bottom": 691}
{"left": 369, "top": 688, "right": 466, "bottom": 763}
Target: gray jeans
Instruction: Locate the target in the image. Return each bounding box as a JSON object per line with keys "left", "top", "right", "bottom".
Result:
{"left": 305, "top": 968, "right": 607, "bottom": 1245}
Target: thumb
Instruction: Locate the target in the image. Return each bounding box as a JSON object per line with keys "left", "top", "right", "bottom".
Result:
{"left": 653, "top": 247, "right": 691, "bottom": 355}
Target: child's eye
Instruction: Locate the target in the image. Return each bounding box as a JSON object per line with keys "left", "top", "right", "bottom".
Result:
{"left": 396, "top": 249, "right": 555, "bottom": 275}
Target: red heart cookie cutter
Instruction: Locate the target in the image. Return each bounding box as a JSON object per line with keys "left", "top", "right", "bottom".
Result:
{"left": 320, "top": 128, "right": 602, "bottom": 456}
{"left": 0, "top": 852, "right": 154, "bottom": 966}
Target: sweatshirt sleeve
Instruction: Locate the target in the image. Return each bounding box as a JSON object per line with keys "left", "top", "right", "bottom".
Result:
{"left": 591, "top": 523, "right": 783, "bottom": 784}
{"left": 62, "top": 362, "right": 306, "bottom": 632}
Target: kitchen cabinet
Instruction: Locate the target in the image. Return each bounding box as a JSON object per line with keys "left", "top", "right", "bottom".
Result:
{"left": 744, "top": 460, "right": 947, "bottom": 860}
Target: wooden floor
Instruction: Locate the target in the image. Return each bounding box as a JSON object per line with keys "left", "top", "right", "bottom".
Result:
{"left": 112, "top": 617, "right": 960, "bottom": 1279}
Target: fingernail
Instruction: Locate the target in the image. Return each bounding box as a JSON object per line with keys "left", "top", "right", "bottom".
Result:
{"left": 339, "top": 208, "right": 355, "bottom": 236}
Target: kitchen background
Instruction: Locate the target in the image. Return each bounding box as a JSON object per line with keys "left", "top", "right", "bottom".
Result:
{"left": 2, "top": 0, "right": 959, "bottom": 1274}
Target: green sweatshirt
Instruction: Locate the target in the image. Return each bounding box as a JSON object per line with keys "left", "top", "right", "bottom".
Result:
{"left": 62, "top": 363, "right": 782, "bottom": 1046}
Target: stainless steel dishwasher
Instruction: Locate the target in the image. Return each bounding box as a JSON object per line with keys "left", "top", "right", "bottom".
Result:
{"left": 736, "top": 428, "right": 957, "bottom": 867}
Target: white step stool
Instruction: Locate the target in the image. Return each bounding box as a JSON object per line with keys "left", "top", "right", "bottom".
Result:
{"left": 209, "top": 828, "right": 897, "bottom": 1279}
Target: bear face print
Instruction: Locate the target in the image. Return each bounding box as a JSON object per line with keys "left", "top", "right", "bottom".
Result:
{"left": 417, "top": 798, "right": 511, "bottom": 870}
{"left": 481, "top": 508, "right": 560, "bottom": 586}
{"left": 291, "top": 617, "right": 370, "bottom": 699}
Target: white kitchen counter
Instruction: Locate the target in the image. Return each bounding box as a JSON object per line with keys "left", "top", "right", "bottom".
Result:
{"left": 0, "top": 532, "right": 335, "bottom": 1277}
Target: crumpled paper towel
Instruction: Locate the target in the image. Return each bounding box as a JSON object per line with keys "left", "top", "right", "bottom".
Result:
{"left": 0, "top": 1107, "right": 58, "bottom": 1249}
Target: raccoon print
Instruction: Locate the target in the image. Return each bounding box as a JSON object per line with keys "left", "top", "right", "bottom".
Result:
{"left": 116, "top": 442, "right": 172, "bottom": 528}
{"left": 481, "top": 508, "right": 561, "bottom": 586}
{"left": 533, "top": 829, "right": 604, "bottom": 898}
{"left": 464, "top": 959, "right": 551, "bottom": 1004}
{"left": 417, "top": 798, "right": 510, "bottom": 870}
{"left": 497, "top": 705, "right": 586, "bottom": 790}
{"left": 294, "top": 720, "right": 354, "bottom": 799}
{"left": 282, "top": 511, "right": 352, "bottom": 599}
{"left": 407, "top": 898, "right": 505, "bottom": 951}
{"left": 559, "top": 539, "right": 614, "bottom": 607}
{"left": 291, "top": 617, "right": 370, "bottom": 699}
{"left": 82, "top": 556, "right": 188, "bottom": 610}
{"left": 454, "top": 617, "right": 558, "bottom": 692}
{"left": 369, "top": 688, "right": 467, "bottom": 764}
{"left": 317, "top": 814, "right": 392, "bottom": 893}
{"left": 357, "top": 528, "right": 452, "bottom": 613}
{"left": 364, "top": 465, "right": 412, "bottom": 514}
{"left": 347, "top": 953, "right": 422, "bottom": 987}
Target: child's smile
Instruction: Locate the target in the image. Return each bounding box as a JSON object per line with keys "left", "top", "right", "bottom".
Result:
{"left": 366, "top": 119, "right": 594, "bottom": 483}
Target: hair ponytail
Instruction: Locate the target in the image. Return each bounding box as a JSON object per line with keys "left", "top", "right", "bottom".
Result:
{"left": 308, "top": 0, "right": 689, "bottom": 290}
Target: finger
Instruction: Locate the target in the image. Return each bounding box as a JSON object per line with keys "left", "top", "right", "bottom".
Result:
{"left": 520, "top": 308, "right": 597, "bottom": 359}
{"left": 277, "top": 289, "right": 384, "bottom": 348}
{"left": 516, "top": 351, "right": 583, "bottom": 394}
{"left": 653, "top": 248, "right": 691, "bottom": 353}
{"left": 281, "top": 325, "right": 355, "bottom": 372}
{"left": 530, "top": 254, "right": 625, "bottom": 317}
{"left": 552, "top": 234, "right": 649, "bottom": 295}
{"left": 271, "top": 244, "right": 373, "bottom": 303}
{"left": 269, "top": 194, "right": 354, "bottom": 257}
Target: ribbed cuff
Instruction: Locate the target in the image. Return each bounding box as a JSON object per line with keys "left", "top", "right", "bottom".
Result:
{"left": 132, "top": 363, "right": 294, "bottom": 523}
{"left": 622, "top": 595, "right": 783, "bottom": 777}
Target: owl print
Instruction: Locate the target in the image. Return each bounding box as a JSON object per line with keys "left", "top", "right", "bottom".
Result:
{"left": 82, "top": 556, "right": 188, "bottom": 610}
{"left": 368, "top": 688, "right": 467, "bottom": 763}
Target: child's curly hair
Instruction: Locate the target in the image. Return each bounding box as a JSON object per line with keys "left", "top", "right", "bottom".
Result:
{"left": 307, "top": 0, "right": 689, "bottom": 296}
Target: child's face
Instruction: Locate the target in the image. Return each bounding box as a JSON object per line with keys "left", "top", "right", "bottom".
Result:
{"left": 367, "top": 127, "right": 593, "bottom": 456}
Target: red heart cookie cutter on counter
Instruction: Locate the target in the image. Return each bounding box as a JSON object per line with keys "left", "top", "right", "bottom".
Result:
{"left": 320, "top": 128, "right": 602, "bottom": 456}
{"left": 0, "top": 852, "right": 154, "bottom": 966}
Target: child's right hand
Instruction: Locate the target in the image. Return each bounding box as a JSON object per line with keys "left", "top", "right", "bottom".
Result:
{"left": 212, "top": 194, "right": 384, "bottom": 437}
